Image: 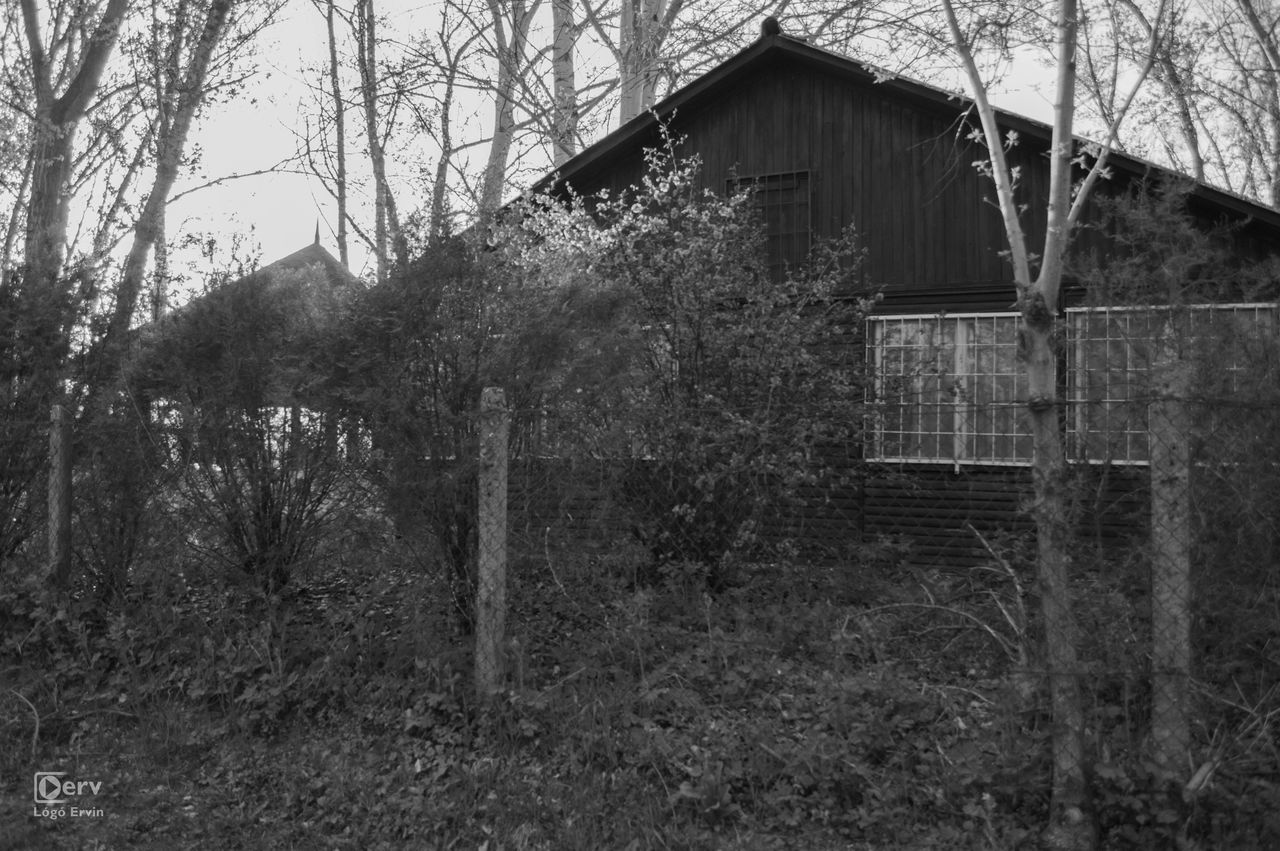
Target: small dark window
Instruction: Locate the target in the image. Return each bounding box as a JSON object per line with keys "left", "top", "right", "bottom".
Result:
{"left": 730, "top": 171, "right": 812, "bottom": 282}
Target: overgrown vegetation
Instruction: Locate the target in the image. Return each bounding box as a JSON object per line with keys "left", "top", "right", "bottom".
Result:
{"left": 3, "top": 157, "right": 1280, "bottom": 850}
{"left": 4, "top": 538, "right": 1279, "bottom": 849}
{"left": 494, "top": 140, "right": 874, "bottom": 581}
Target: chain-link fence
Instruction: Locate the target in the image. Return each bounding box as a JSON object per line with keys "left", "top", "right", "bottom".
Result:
{"left": 6, "top": 348, "right": 1277, "bottom": 833}
{"left": 481, "top": 383, "right": 1279, "bottom": 818}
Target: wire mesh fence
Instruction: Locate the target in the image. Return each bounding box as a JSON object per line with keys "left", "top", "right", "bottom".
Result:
{"left": 8, "top": 384, "right": 1279, "bottom": 633}
{"left": 488, "top": 387, "right": 1280, "bottom": 791}
{"left": 4, "top": 359, "right": 1277, "bottom": 820}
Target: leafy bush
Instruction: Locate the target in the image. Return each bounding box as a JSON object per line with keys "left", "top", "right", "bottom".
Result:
{"left": 0, "top": 266, "right": 75, "bottom": 566}
{"left": 124, "top": 262, "right": 360, "bottom": 593}
{"left": 316, "top": 236, "right": 626, "bottom": 630}
{"left": 500, "top": 135, "right": 875, "bottom": 582}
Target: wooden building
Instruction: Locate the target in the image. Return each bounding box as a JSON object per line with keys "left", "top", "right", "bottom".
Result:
{"left": 526, "top": 29, "right": 1280, "bottom": 564}
{"left": 127, "top": 238, "right": 360, "bottom": 410}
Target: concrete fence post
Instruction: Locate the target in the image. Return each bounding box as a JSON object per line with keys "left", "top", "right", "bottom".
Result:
{"left": 48, "top": 400, "right": 72, "bottom": 588}
{"left": 475, "top": 387, "right": 510, "bottom": 701}
{"left": 1149, "top": 322, "right": 1193, "bottom": 778}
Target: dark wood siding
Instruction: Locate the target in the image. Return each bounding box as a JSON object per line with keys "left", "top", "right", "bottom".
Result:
{"left": 534, "top": 41, "right": 1280, "bottom": 565}
{"left": 863, "top": 465, "right": 1147, "bottom": 565}
{"left": 560, "top": 57, "right": 1073, "bottom": 297}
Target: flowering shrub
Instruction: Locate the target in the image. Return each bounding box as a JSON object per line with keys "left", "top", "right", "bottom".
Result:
{"left": 498, "top": 133, "right": 876, "bottom": 578}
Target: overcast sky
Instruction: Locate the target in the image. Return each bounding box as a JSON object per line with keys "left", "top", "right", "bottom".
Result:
{"left": 164, "top": 5, "right": 1061, "bottom": 287}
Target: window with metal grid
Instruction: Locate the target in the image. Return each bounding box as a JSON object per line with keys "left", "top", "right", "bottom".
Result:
{"left": 867, "top": 313, "right": 1031, "bottom": 465}
{"left": 729, "top": 171, "right": 811, "bottom": 282}
{"left": 1066, "top": 303, "right": 1279, "bottom": 464}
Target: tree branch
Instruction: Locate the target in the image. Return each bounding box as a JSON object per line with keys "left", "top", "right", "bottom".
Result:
{"left": 940, "top": 0, "right": 1032, "bottom": 288}
{"left": 52, "top": 0, "right": 131, "bottom": 125}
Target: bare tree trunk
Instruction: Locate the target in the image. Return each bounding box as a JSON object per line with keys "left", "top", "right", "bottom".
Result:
{"left": 20, "top": 0, "right": 132, "bottom": 299}
{"left": 358, "top": 0, "right": 387, "bottom": 281}
{"left": 1270, "top": 101, "right": 1280, "bottom": 209}
{"left": 479, "top": 0, "right": 536, "bottom": 219}
{"left": 1114, "top": 0, "right": 1203, "bottom": 181}
{"left": 1027, "top": 7, "right": 1094, "bottom": 842}
{"left": 940, "top": 0, "right": 1161, "bottom": 843}
{"left": 146, "top": 0, "right": 187, "bottom": 322}
{"left": 325, "top": 0, "right": 350, "bottom": 266}
{"left": 103, "top": 0, "right": 237, "bottom": 367}
{"left": 1026, "top": 313, "right": 1092, "bottom": 851}
{"left": 618, "top": 0, "right": 665, "bottom": 124}
{"left": 153, "top": 205, "right": 168, "bottom": 321}
{"left": 551, "top": 0, "right": 579, "bottom": 165}
{"left": 429, "top": 79, "right": 455, "bottom": 242}
{"left": 356, "top": 0, "right": 408, "bottom": 279}
{"left": 1236, "top": 0, "right": 1280, "bottom": 208}
{"left": 1148, "top": 325, "right": 1192, "bottom": 778}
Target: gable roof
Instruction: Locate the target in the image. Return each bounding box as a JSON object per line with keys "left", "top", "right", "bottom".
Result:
{"left": 126, "top": 240, "right": 359, "bottom": 403}
{"left": 145, "top": 240, "right": 359, "bottom": 335}
{"left": 531, "top": 32, "right": 1280, "bottom": 230}
{"left": 251, "top": 241, "right": 361, "bottom": 291}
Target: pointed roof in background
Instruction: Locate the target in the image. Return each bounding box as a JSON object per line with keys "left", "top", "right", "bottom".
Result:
{"left": 127, "top": 240, "right": 361, "bottom": 397}
{"left": 253, "top": 240, "right": 359, "bottom": 291}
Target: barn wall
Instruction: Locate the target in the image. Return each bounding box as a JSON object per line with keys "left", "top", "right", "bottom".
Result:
{"left": 863, "top": 464, "right": 1148, "bottom": 566}
{"left": 561, "top": 56, "right": 1075, "bottom": 297}
{"left": 540, "top": 44, "right": 1278, "bottom": 565}
{"left": 505, "top": 455, "right": 1149, "bottom": 569}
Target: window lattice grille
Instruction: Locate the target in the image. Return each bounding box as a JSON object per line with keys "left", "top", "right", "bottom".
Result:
{"left": 868, "top": 313, "right": 1031, "bottom": 465}
{"left": 1066, "top": 303, "right": 1280, "bottom": 464}
{"left": 729, "top": 171, "right": 811, "bottom": 282}
{"left": 868, "top": 305, "right": 1279, "bottom": 467}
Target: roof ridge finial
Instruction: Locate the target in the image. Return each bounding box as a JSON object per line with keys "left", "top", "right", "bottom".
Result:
{"left": 314, "top": 219, "right": 321, "bottom": 245}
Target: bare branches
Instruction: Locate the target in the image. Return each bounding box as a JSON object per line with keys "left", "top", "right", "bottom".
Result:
{"left": 102, "top": 0, "right": 239, "bottom": 370}
{"left": 939, "top": 0, "right": 1031, "bottom": 289}
{"left": 20, "top": 0, "right": 51, "bottom": 104}
{"left": 1065, "top": 3, "right": 1165, "bottom": 232}
{"left": 50, "top": 0, "right": 131, "bottom": 126}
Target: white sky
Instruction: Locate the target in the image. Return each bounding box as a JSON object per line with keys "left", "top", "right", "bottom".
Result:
{"left": 162, "top": 5, "right": 1061, "bottom": 287}
{"left": 168, "top": 6, "right": 353, "bottom": 274}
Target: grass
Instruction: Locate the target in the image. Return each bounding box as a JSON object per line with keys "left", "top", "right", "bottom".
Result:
{"left": 1, "top": 542, "right": 1276, "bottom": 850}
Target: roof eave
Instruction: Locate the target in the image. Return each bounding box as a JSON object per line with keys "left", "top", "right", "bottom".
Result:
{"left": 528, "top": 33, "right": 1280, "bottom": 232}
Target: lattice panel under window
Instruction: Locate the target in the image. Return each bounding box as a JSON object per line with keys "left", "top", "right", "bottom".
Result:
{"left": 1066, "top": 303, "right": 1280, "bottom": 464}
{"left": 729, "top": 171, "right": 811, "bottom": 282}
{"left": 868, "top": 313, "right": 1031, "bottom": 465}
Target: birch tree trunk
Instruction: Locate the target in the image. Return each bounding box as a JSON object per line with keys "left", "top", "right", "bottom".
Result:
{"left": 939, "top": 0, "right": 1163, "bottom": 845}
{"left": 429, "top": 77, "right": 456, "bottom": 243}
{"left": 551, "top": 0, "right": 579, "bottom": 165}
{"left": 324, "top": 0, "right": 350, "bottom": 267}
{"left": 478, "top": 0, "right": 537, "bottom": 219}
{"left": 423, "top": 6, "right": 484, "bottom": 242}
{"left": 357, "top": 0, "right": 408, "bottom": 279}
{"left": 617, "top": 0, "right": 667, "bottom": 124}
{"left": 152, "top": 205, "right": 168, "bottom": 321}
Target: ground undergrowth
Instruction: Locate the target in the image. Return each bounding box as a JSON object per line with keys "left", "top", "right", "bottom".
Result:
{"left": 2, "top": 545, "right": 1276, "bottom": 850}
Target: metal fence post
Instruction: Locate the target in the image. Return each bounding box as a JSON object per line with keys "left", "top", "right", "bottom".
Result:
{"left": 475, "top": 387, "right": 510, "bottom": 701}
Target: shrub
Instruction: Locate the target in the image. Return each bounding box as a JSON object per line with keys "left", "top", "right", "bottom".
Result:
{"left": 500, "top": 134, "right": 875, "bottom": 582}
